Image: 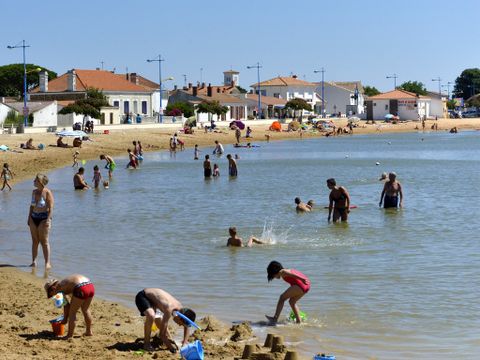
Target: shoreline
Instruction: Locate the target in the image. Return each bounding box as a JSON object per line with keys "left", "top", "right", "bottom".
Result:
{"left": 1, "top": 117, "right": 479, "bottom": 186}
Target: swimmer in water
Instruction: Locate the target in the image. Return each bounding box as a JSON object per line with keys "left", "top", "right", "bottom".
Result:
{"left": 227, "top": 227, "right": 264, "bottom": 247}
{"left": 294, "top": 197, "right": 311, "bottom": 212}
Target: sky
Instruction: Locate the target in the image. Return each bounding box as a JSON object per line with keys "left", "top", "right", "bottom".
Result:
{"left": 2, "top": 0, "right": 479, "bottom": 93}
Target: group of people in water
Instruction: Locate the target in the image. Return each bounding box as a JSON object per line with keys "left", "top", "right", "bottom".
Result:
{"left": 12, "top": 126, "right": 406, "bottom": 354}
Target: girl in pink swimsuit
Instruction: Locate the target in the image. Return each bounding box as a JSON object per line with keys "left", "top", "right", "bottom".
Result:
{"left": 265, "top": 261, "right": 310, "bottom": 324}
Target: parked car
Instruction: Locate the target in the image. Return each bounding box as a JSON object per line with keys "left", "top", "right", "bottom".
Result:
{"left": 462, "top": 110, "right": 479, "bottom": 118}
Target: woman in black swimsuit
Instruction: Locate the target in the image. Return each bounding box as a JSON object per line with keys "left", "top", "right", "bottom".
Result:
{"left": 326, "top": 178, "right": 351, "bottom": 223}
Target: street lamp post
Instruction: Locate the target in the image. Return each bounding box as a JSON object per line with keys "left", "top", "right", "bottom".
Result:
{"left": 247, "top": 62, "right": 262, "bottom": 119}
{"left": 442, "top": 81, "right": 453, "bottom": 99}
{"left": 314, "top": 68, "right": 326, "bottom": 118}
{"left": 386, "top": 74, "right": 398, "bottom": 89}
{"left": 7, "top": 40, "right": 30, "bottom": 128}
{"left": 432, "top": 77, "right": 442, "bottom": 96}
{"left": 147, "top": 55, "right": 165, "bottom": 123}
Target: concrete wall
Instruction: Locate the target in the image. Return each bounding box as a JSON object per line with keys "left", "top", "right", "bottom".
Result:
{"left": 316, "top": 84, "right": 365, "bottom": 115}
{"left": 0, "top": 103, "right": 13, "bottom": 125}
{"left": 106, "top": 93, "right": 152, "bottom": 116}
{"left": 32, "top": 102, "right": 58, "bottom": 127}
{"left": 371, "top": 98, "right": 431, "bottom": 120}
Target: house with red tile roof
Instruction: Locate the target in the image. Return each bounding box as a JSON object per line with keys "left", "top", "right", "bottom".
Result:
{"left": 30, "top": 69, "right": 158, "bottom": 124}
{"left": 365, "top": 89, "right": 432, "bottom": 120}
{"left": 250, "top": 76, "right": 320, "bottom": 116}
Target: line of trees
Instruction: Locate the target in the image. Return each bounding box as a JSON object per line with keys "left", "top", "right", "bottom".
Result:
{"left": 0, "top": 64, "right": 57, "bottom": 97}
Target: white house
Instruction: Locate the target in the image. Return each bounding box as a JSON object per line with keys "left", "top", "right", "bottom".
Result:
{"left": 0, "top": 100, "right": 58, "bottom": 127}
{"left": 315, "top": 81, "right": 365, "bottom": 116}
{"left": 426, "top": 91, "right": 448, "bottom": 118}
{"left": 250, "top": 76, "right": 319, "bottom": 116}
{"left": 365, "top": 89, "right": 431, "bottom": 120}
{"left": 30, "top": 69, "right": 156, "bottom": 125}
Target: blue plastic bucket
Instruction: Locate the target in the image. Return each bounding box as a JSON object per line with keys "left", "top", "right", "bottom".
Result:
{"left": 180, "top": 340, "right": 204, "bottom": 360}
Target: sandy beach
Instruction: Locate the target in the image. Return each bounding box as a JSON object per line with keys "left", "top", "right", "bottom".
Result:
{"left": 1, "top": 117, "right": 479, "bottom": 359}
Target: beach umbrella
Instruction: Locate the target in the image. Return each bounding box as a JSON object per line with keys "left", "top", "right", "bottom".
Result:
{"left": 55, "top": 130, "right": 87, "bottom": 138}
{"left": 384, "top": 114, "right": 394, "bottom": 119}
{"left": 230, "top": 120, "right": 245, "bottom": 130}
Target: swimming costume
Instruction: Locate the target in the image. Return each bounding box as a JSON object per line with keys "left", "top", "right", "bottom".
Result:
{"left": 109, "top": 162, "right": 116, "bottom": 171}
{"left": 73, "top": 281, "right": 95, "bottom": 299}
{"left": 31, "top": 212, "right": 48, "bottom": 227}
{"left": 135, "top": 290, "right": 153, "bottom": 316}
{"left": 384, "top": 195, "right": 399, "bottom": 208}
{"left": 75, "top": 185, "right": 87, "bottom": 190}
{"left": 31, "top": 192, "right": 46, "bottom": 208}
{"left": 283, "top": 269, "right": 310, "bottom": 293}
{"left": 229, "top": 167, "right": 238, "bottom": 177}
{"left": 128, "top": 160, "right": 137, "bottom": 168}
{"left": 204, "top": 168, "right": 212, "bottom": 177}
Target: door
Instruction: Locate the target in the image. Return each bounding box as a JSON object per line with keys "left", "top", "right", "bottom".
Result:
{"left": 389, "top": 100, "right": 398, "bottom": 115}
{"left": 366, "top": 101, "right": 373, "bottom": 120}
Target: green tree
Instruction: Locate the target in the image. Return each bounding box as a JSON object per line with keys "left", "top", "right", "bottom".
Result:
{"left": 0, "top": 64, "right": 57, "bottom": 97}
{"left": 446, "top": 99, "right": 457, "bottom": 110}
{"left": 399, "top": 81, "right": 427, "bottom": 95}
{"left": 363, "top": 85, "right": 381, "bottom": 97}
{"left": 285, "top": 98, "right": 312, "bottom": 119}
{"left": 166, "top": 101, "right": 194, "bottom": 118}
{"left": 196, "top": 100, "right": 228, "bottom": 121}
{"left": 58, "top": 88, "right": 109, "bottom": 119}
{"left": 453, "top": 68, "right": 480, "bottom": 99}
{"left": 466, "top": 95, "right": 480, "bottom": 107}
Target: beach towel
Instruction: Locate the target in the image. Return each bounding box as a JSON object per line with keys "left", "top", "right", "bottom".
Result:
{"left": 0, "top": 145, "right": 9, "bottom": 151}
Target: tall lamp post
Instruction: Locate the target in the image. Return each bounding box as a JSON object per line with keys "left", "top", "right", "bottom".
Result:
{"left": 432, "top": 77, "right": 442, "bottom": 96}
{"left": 247, "top": 62, "right": 262, "bottom": 119}
{"left": 7, "top": 40, "right": 30, "bottom": 128}
{"left": 314, "top": 68, "right": 326, "bottom": 117}
{"left": 442, "top": 81, "right": 453, "bottom": 99}
{"left": 147, "top": 55, "right": 165, "bottom": 123}
{"left": 386, "top": 74, "right": 398, "bottom": 89}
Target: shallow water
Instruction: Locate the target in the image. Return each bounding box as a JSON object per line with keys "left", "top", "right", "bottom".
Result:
{"left": 1, "top": 131, "right": 480, "bottom": 359}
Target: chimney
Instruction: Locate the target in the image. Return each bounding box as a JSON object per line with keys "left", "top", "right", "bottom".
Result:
{"left": 292, "top": 75, "right": 297, "bottom": 79}
{"left": 67, "top": 70, "right": 76, "bottom": 91}
{"left": 39, "top": 71, "right": 49, "bottom": 92}
{"left": 192, "top": 86, "right": 198, "bottom": 97}
{"left": 130, "top": 73, "right": 139, "bottom": 85}
{"left": 95, "top": 67, "right": 100, "bottom": 70}
{"left": 126, "top": 73, "right": 130, "bottom": 81}
{"left": 231, "top": 80, "right": 235, "bottom": 87}
{"left": 188, "top": 82, "right": 192, "bottom": 89}
{"left": 207, "top": 83, "right": 212, "bottom": 97}
{"left": 202, "top": 82, "right": 206, "bottom": 89}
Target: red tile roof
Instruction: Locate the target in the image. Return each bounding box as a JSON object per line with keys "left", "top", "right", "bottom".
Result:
{"left": 252, "top": 76, "right": 316, "bottom": 88}
{"left": 246, "top": 94, "right": 287, "bottom": 106}
{"left": 367, "top": 89, "right": 425, "bottom": 100}
{"left": 31, "top": 69, "right": 151, "bottom": 93}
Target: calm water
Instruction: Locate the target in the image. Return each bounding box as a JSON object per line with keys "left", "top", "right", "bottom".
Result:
{"left": 1, "top": 131, "right": 480, "bottom": 359}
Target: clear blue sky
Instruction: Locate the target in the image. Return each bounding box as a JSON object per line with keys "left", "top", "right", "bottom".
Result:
{"left": 2, "top": 0, "right": 479, "bottom": 93}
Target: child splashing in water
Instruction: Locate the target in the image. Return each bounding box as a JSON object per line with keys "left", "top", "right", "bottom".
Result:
{"left": 265, "top": 261, "right": 310, "bottom": 324}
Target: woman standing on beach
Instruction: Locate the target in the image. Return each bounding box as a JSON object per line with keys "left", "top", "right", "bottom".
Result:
{"left": 28, "top": 174, "right": 54, "bottom": 270}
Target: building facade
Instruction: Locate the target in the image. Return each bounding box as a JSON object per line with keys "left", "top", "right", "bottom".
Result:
{"left": 365, "top": 89, "right": 431, "bottom": 120}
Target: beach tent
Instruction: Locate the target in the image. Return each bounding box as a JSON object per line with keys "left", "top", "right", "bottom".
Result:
{"left": 269, "top": 121, "right": 281, "bottom": 131}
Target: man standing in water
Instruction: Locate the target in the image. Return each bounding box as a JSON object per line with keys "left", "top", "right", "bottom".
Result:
{"left": 379, "top": 172, "right": 403, "bottom": 208}
{"left": 326, "top": 178, "right": 350, "bottom": 222}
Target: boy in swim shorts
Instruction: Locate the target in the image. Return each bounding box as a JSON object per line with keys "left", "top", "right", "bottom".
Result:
{"left": 135, "top": 288, "right": 196, "bottom": 352}
{"left": 44, "top": 274, "right": 95, "bottom": 338}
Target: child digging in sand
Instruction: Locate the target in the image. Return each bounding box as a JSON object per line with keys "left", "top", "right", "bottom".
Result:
{"left": 44, "top": 274, "right": 95, "bottom": 338}
{"left": 265, "top": 261, "right": 310, "bottom": 324}
{"left": 135, "top": 288, "right": 196, "bottom": 352}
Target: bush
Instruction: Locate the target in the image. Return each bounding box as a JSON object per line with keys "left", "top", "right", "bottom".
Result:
{"left": 247, "top": 115, "right": 255, "bottom": 120}
{"left": 167, "top": 108, "right": 182, "bottom": 116}
{"left": 4, "top": 110, "right": 23, "bottom": 126}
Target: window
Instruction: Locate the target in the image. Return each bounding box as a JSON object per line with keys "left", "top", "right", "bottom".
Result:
{"left": 109, "top": 113, "right": 113, "bottom": 124}
{"left": 124, "top": 101, "right": 130, "bottom": 114}
{"left": 385, "top": 104, "right": 388, "bottom": 110}
{"left": 273, "top": 93, "right": 280, "bottom": 98}
{"left": 113, "top": 101, "right": 119, "bottom": 108}
{"left": 141, "top": 101, "right": 147, "bottom": 114}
